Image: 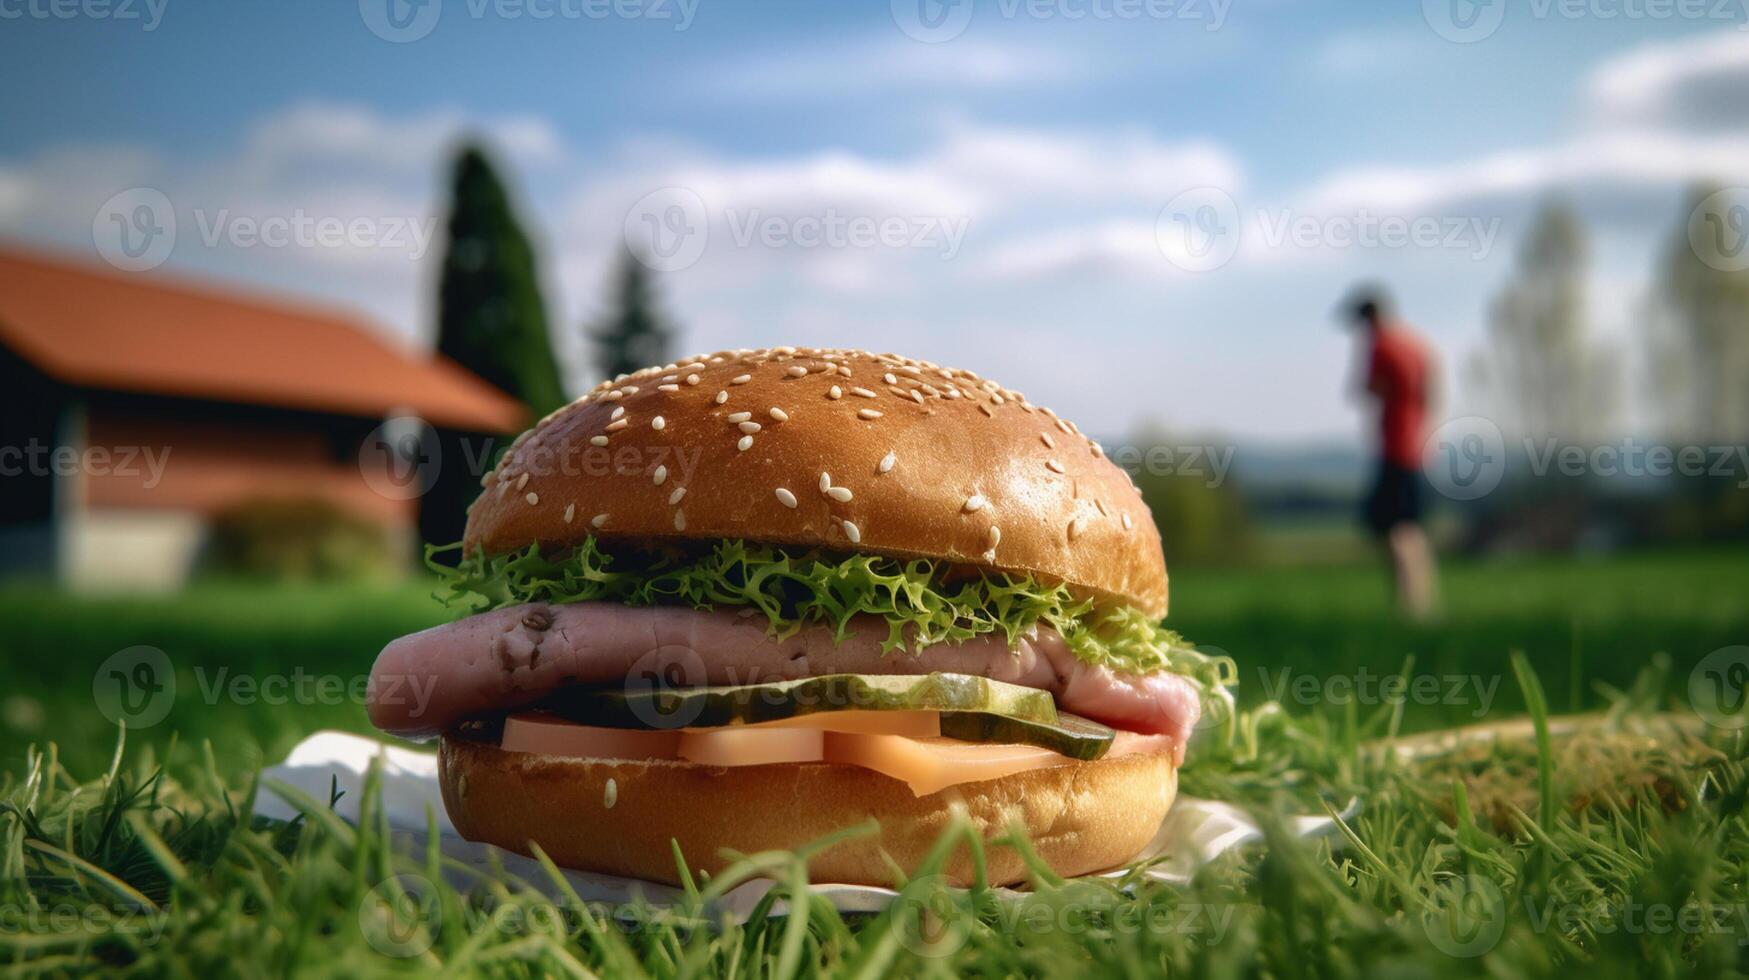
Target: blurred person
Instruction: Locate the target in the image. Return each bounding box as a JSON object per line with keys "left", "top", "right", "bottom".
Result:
{"left": 1342, "top": 285, "right": 1440, "bottom": 619}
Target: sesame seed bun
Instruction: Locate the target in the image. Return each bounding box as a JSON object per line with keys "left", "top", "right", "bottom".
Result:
{"left": 466, "top": 348, "right": 1167, "bottom": 617}
{"left": 439, "top": 734, "right": 1178, "bottom": 887}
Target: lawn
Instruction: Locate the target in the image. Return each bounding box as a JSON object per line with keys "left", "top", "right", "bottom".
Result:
{"left": 4, "top": 547, "right": 1744, "bottom": 778}
{"left": 3, "top": 547, "right": 1748, "bottom": 974}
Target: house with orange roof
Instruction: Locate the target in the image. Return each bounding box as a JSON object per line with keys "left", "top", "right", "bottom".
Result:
{"left": 0, "top": 245, "right": 525, "bottom": 589}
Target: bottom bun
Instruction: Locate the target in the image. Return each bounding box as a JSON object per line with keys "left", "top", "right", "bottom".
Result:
{"left": 440, "top": 736, "right": 1179, "bottom": 887}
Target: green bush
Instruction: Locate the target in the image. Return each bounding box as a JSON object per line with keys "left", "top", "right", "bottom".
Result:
{"left": 201, "top": 498, "right": 401, "bottom": 582}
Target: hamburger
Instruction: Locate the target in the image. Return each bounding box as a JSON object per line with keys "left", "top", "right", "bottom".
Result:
{"left": 367, "top": 347, "right": 1232, "bottom": 886}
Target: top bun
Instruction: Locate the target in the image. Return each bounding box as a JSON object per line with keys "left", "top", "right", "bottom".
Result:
{"left": 465, "top": 348, "right": 1167, "bottom": 617}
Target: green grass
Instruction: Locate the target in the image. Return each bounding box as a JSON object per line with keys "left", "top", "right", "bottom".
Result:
{"left": 5, "top": 547, "right": 1746, "bottom": 777}
{"left": 2, "top": 548, "right": 1748, "bottom": 975}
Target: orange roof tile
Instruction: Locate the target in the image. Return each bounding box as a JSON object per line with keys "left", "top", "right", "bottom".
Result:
{"left": 0, "top": 244, "right": 527, "bottom": 433}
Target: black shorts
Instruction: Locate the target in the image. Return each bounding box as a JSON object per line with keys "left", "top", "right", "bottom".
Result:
{"left": 1363, "top": 463, "right": 1425, "bottom": 535}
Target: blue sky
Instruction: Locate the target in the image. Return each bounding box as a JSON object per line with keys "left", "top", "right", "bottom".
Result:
{"left": 2, "top": 1, "right": 1744, "bottom": 441}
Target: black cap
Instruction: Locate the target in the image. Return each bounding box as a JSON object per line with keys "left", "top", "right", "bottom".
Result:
{"left": 1337, "top": 283, "right": 1392, "bottom": 327}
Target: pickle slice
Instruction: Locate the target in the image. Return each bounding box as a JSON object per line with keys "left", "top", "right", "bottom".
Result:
{"left": 536, "top": 672, "right": 1058, "bottom": 730}
{"left": 938, "top": 710, "right": 1115, "bottom": 761}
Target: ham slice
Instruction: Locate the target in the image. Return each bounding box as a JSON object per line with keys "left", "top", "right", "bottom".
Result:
{"left": 368, "top": 602, "right": 1201, "bottom": 744}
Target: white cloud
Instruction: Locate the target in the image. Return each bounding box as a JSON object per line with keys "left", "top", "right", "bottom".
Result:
{"left": 1307, "top": 29, "right": 1425, "bottom": 79}
{"left": 1295, "top": 30, "right": 1749, "bottom": 220}
{"left": 711, "top": 37, "right": 1077, "bottom": 98}
{"left": 1584, "top": 29, "right": 1749, "bottom": 128}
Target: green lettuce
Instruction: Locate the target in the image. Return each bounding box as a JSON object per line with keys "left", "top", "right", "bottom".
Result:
{"left": 426, "top": 539, "right": 1236, "bottom": 702}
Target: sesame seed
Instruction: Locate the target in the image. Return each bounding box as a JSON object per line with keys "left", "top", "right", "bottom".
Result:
{"left": 978, "top": 403, "right": 994, "bottom": 417}
{"left": 1056, "top": 418, "right": 1072, "bottom": 434}
{"left": 738, "top": 421, "right": 762, "bottom": 434}
{"left": 1095, "top": 498, "right": 1108, "bottom": 515}
{"left": 827, "top": 486, "right": 853, "bottom": 503}
{"left": 610, "top": 406, "right": 625, "bottom": 421}
{"left": 769, "top": 407, "right": 788, "bottom": 422}
{"left": 991, "top": 393, "right": 1005, "bottom": 406}
{"left": 686, "top": 374, "right": 700, "bottom": 386}
{"left": 775, "top": 487, "right": 798, "bottom": 508}
{"left": 669, "top": 487, "right": 686, "bottom": 505}
{"left": 652, "top": 416, "right": 666, "bottom": 430}
{"left": 819, "top": 472, "right": 832, "bottom": 492}
{"left": 850, "top": 387, "right": 877, "bottom": 399}
{"left": 738, "top": 435, "right": 754, "bottom": 451}
{"left": 1068, "top": 517, "right": 1085, "bottom": 541}
{"left": 525, "top": 492, "right": 540, "bottom": 505}
{"left": 592, "top": 513, "right": 609, "bottom": 528}
{"left": 622, "top": 386, "right": 640, "bottom": 395}
{"left": 878, "top": 452, "right": 896, "bottom": 473}
{"left": 1046, "top": 459, "right": 1066, "bottom": 474}
{"left": 884, "top": 373, "right": 898, "bottom": 385}
{"left": 910, "top": 390, "right": 924, "bottom": 404}
{"left": 841, "top": 520, "right": 862, "bottom": 544}
{"left": 517, "top": 473, "right": 530, "bottom": 490}
{"left": 715, "top": 391, "right": 729, "bottom": 405}
{"left": 727, "top": 411, "right": 751, "bottom": 423}
{"left": 658, "top": 384, "right": 680, "bottom": 393}
{"left": 1040, "top": 433, "right": 1056, "bottom": 449}
{"left": 858, "top": 408, "right": 883, "bottom": 420}
{"left": 590, "top": 435, "right": 610, "bottom": 446}
{"left": 653, "top": 465, "right": 668, "bottom": 486}
{"left": 564, "top": 503, "right": 576, "bottom": 523}
{"left": 964, "top": 494, "right": 987, "bottom": 513}
{"left": 987, "top": 525, "right": 1001, "bottom": 550}
{"left": 731, "top": 374, "right": 752, "bottom": 385}
{"left": 1122, "top": 513, "right": 1134, "bottom": 530}
{"left": 605, "top": 419, "right": 629, "bottom": 432}
{"left": 787, "top": 365, "right": 808, "bottom": 378}
{"left": 827, "top": 385, "right": 842, "bottom": 400}
{"left": 605, "top": 390, "right": 625, "bottom": 401}
{"left": 1090, "top": 442, "right": 1105, "bottom": 458}
{"left": 674, "top": 510, "right": 686, "bottom": 531}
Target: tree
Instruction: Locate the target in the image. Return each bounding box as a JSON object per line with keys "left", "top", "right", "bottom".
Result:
{"left": 434, "top": 145, "right": 567, "bottom": 417}
{"left": 422, "top": 145, "right": 567, "bottom": 556}
{"left": 590, "top": 248, "right": 674, "bottom": 381}
{"left": 1472, "top": 200, "right": 1618, "bottom": 443}
{"left": 1646, "top": 183, "right": 1749, "bottom": 444}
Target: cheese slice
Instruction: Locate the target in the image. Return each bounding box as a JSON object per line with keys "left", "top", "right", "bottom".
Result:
{"left": 498, "top": 711, "right": 1162, "bottom": 797}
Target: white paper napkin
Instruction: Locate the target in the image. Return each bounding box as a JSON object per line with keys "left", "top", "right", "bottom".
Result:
{"left": 257, "top": 731, "right": 1350, "bottom": 919}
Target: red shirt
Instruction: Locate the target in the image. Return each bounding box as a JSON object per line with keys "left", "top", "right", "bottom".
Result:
{"left": 1366, "top": 325, "right": 1431, "bottom": 468}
